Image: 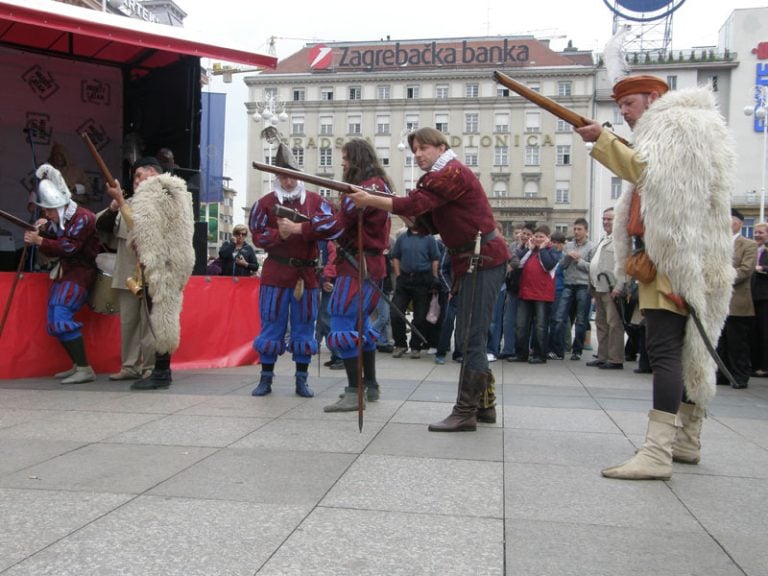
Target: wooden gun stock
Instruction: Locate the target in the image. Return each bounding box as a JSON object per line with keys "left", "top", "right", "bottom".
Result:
{"left": 81, "top": 132, "right": 116, "bottom": 185}
{"left": 493, "top": 70, "right": 591, "bottom": 128}
{"left": 273, "top": 204, "right": 310, "bottom": 223}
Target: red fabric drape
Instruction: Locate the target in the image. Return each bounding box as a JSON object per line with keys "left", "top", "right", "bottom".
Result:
{"left": 0, "top": 273, "right": 261, "bottom": 379}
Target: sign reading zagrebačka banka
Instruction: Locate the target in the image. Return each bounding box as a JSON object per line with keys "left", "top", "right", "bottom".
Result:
{"left": 311, "top": 40, "right": 531, "bottom": 71}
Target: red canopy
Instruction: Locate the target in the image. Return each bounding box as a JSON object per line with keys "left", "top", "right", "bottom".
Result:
{"left": 0, "top": 0, "right": 277, "bottom": 74}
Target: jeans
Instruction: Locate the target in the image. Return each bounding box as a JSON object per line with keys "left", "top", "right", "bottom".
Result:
{"left": 372, "top": 291, "right": 392, "bottom": 345}
{"left": 437, "top": 294, "right": 459, "bottom": 356}
{"left": 516, "top": 299, "right": 552, "bottom": 360}
{"left": 551, "top": 284, "right": 591, "bottom": 356}
{"left": 500, "top": 291, "right": 518, "bottom": 356}
{"left": 486, "top": 284, "right": 506, "bottom": 355}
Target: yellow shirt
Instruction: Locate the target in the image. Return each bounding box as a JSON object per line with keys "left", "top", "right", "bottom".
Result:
{"left": 591, "top": 131, "right": 684, "bottom": 316}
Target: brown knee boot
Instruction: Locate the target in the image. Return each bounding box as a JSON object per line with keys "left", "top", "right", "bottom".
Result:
{"left": 428, "top": 368, "right": 485, "bottom": 432}
{"left": 476, "top": 370, "right": 497, "bottom": 424}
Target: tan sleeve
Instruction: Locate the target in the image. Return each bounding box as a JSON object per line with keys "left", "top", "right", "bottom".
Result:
{"left": 119, "top": 203, "right": 134, "bottom": 231}
{"left": 590, "top": 130, "right": 646, "bottom": 185}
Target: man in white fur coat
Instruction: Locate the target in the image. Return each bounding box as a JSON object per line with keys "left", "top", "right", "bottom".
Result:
{"left": 575, "top": 75, "right": 736, "bottom": 480}
{"left": 107, "top": 156, "right": 195, "bottom": 390}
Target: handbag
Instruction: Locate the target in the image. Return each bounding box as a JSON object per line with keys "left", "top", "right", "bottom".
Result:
{"left": 625, "top": 249, "right": 657, "bottom": 283}
{"left": 426, "top": 293, "right": 441, "bottom": 324}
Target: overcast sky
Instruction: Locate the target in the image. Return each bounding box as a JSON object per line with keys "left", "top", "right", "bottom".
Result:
{"left": 180, "top": 0, "right": 766, "bottom": 221}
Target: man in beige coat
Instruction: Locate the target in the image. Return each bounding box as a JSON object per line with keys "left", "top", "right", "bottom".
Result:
{"left": 716, "top": 208, "right": 757, "bottom": 389}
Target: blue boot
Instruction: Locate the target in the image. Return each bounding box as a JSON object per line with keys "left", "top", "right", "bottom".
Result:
{"left": 251, "top": 371, "right": 273, "bottom": 396}
{"left": 295, "top": 371, "right": 314, "bottom": 397}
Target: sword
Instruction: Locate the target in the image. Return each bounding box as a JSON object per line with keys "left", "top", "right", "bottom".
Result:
{"left": 688, "top": 305, "right": 740, "bottom": 389}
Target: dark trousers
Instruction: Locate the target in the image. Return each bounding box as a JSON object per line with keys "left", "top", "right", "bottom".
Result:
{"left": 516, "top": 299, "right": 552, "bottom": 360}
{"left": 391, "top": 271, "right": 432, "bottom": 351}
{"left": 717, "top": 315, "right": 753, "bottom": 386}
{"left": 437, "top": 294, "right": 459, "bottom": 357}
{"left": 751, "top": 300, "right": 768, "bottom": 372}
{"left": 645, "top": 309, "right": 688, "bottom": 413}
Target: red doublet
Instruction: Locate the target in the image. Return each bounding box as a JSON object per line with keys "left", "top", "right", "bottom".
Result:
{"left": 39, "top": 204, "right": 100, "bottom": 289}
{"left": 391, "top": 159, "right": 507, "bottom": 278}
{"left": 249, "top": 190, "right": 331, "bottom": 289}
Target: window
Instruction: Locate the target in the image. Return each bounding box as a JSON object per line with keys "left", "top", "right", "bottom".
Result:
{"left": 435, "top": 113, "right": 449, "bottom": 133}
{"left": 404, "top": 152, "right": 415, "bottom": 168}
{"left": 406, "top": 114, "right": 420, "bottom": 132}
{"left": 666, "top": 75, "right": 677, "bottom": 90}
{"left": 708, "top": 75, "right": 718, "bottom": 92}
{"left": 495, "top": 113, "right": 510, "bottom": 133}
{"left": 376, "top": 115, "right": 390, "bottom": 135}
{"left": 349, "top": 86, "right": 362, "bottom": 100}
{"left": 377, "top": 147, "right": 390, "bottom": 167}
{"left": 319, "top": 148, "right": 333, "bottom": 168}
{"left": 292, "top": 147, "right": 305, "bottom": 167}
{"left": 435, "top": 84, "right": 449, "bottom": 99}
{"left": 496, "top": 86, "right": 510, "bottom": 97}
{"left": 377, "top": 85, "right": 391, "bottom": 99}
{"left": 347, "top": 115, "right": 362, "bottom": 135}
{"left": 318, "top": 187, "right": 333, "bottom": 199}
{"left": 494, "top": 146, "right": 509, "bottom": 166}
{"left": 556, "top": 145, "right": 571, "bottom": 166}
{"left": 557, "top": 81, "right": 572, "bottom": 97}
{"left": 321, "top": 87, "right": 334, "bottom": 101}
{"left": 465, "top": 113, "right": 479, "bottom": 133}
{"left": 493, "top": 182, "right": 507, "bottom": 197}
{"left": 292, "top": 88, "right": 305, "bottom": 101}
{"left": 611, "top": 177, "right": 623, "bottom": 200}
{"left": 406, "top": 85, "right": 420, "bottom": 99}
{"left": 524, "top": 146, "right": 540, "bottom": 166}
{"left": 525, "top": 111, "right": 540, "bottom": 133}
{"left": 555, "top": 182, "right": 570, "bottom": 204}
{"left": 291, "top": 115, "right": 304, "bottom": 136}
{"left": 556, "top": 118, "right": 570, "bottom": 132}
{"left": 528, "top": 83, "right": 540, "bottom": 93}
{"left": 465, "top": 83, "right": 479, "bottom": 98}
{"left": 555, "top": 224, "right": 569, "bottom": 236}
{"left": 264, "top": 87, "right": 278, "bottom": 100}
{"left": 612, "top": 108, "right": 624, "bottom": 126}
{"left": 319, "top": 116, "right": 333, "bottom": 135}
{"left": 465, "top": 147, "right": 478, "bottom": 167}
{"left": 524, "top": 181, "right": 538, "bottom": 198}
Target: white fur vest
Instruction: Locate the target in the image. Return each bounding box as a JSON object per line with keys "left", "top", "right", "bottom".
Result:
{"left": 612, "top": 87, "right": 736, "bottom": 406}
{"left": 130, "top": 174, "right": 195, "bottom": 354}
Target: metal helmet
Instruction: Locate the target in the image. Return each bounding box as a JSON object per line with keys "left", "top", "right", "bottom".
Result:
{"left": 35, "top": 163, "right": 71, "bottom": 208}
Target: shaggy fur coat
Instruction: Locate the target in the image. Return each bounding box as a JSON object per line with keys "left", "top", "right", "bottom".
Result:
{"left": 612, "top": 87, "right": 736, "bottom": 406}
{"left": 130, "top": 174, "right": 195, "bottom": 354}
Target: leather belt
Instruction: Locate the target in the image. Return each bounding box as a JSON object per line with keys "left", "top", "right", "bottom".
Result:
{"left": 447, "top": 230, "right": 497, "bottom": 256}
{"left": 268, "top": 254, "right": 317, "bottom": 268}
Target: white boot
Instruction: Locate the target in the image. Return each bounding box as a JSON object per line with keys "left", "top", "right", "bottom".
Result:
{"left": 61, "top": 366, "right": 95, "bottom": 385}
{"left": 54, "top": 364, "right": 77, "bottom": 379}
{"left": 673, "top": 403, "right": 705, "bottom": 464}
{"left": 602, "top": 409, "right": 680, "bottom": 480}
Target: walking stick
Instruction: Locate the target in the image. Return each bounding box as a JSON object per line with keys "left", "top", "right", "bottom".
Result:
{"left": 0, "top": 245, "right": 29, "bottom": 340}
{"left": 356, "top": 209, "right": 365, "bottom": 432}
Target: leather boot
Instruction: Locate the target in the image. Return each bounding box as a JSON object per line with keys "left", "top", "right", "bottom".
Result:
{"left": 251, "top": 371, "right": 274, "bottom": 396}
{"left": 131, "top": 368, "right": 171, "bottom": 390}
{"left": 476, "top": 370, "right": 497, "bottom": 424}
{"left": 602, "top": 409, "right": 681, "bottom": 480}
{"left": 428, "top": 368, "right": 485, "bottom": 432}
{"left": 54, "top": 364, "right": 77, "bottom": 379}
{"left": 324, "top": 387, "right": 366, "bottom": 412}
{"left": 362, "top": 351, "right": 379, "bottom": 401}
{"left": 61, "top": 365, "right": 95, "bottom": 385}
{"left": 365, "top": 381, "right": 380, "bottom": 402}
{"left": 295, "top": 371, "right": 314, "bottom": 397}
{"left": 672, "top": 402, "right": 705, "bottom": 464}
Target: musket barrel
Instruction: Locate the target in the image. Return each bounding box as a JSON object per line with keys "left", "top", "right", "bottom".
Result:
{"left": 0, "top": 209, "right": 36, "bottom": 231}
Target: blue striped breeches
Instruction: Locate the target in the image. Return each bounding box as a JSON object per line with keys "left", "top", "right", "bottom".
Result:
{"left": 328, "top": 275, "right": 381, "bottom": 359}
{"left": 254, "top": 284, "right": 319, "bottom": 364}
{"left": 47, "top": 281, "right": 88, "bottom": 342}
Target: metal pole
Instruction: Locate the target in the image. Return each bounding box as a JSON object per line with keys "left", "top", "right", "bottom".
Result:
{"left": 761, "top": 91, "right": 767, "bottom": 223}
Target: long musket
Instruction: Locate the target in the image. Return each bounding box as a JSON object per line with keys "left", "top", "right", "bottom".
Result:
{"left": 0, "top": 209, "right": 37, "bottom": 232}
{"left": 493, "top": 70, "right": 631, "bottom": 146}
{"left": 81, "top": 132, "right": 117, "bottom": 185}
{"left": 273, "top": 204, "right": 427, "bottom": 345}
{"left": 253, "top": 161, "right": 417, "bottom": 228}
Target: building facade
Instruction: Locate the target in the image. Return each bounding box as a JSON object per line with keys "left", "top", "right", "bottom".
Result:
{"left": 245, "top": 36, "right": 595, "bottom": 238}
